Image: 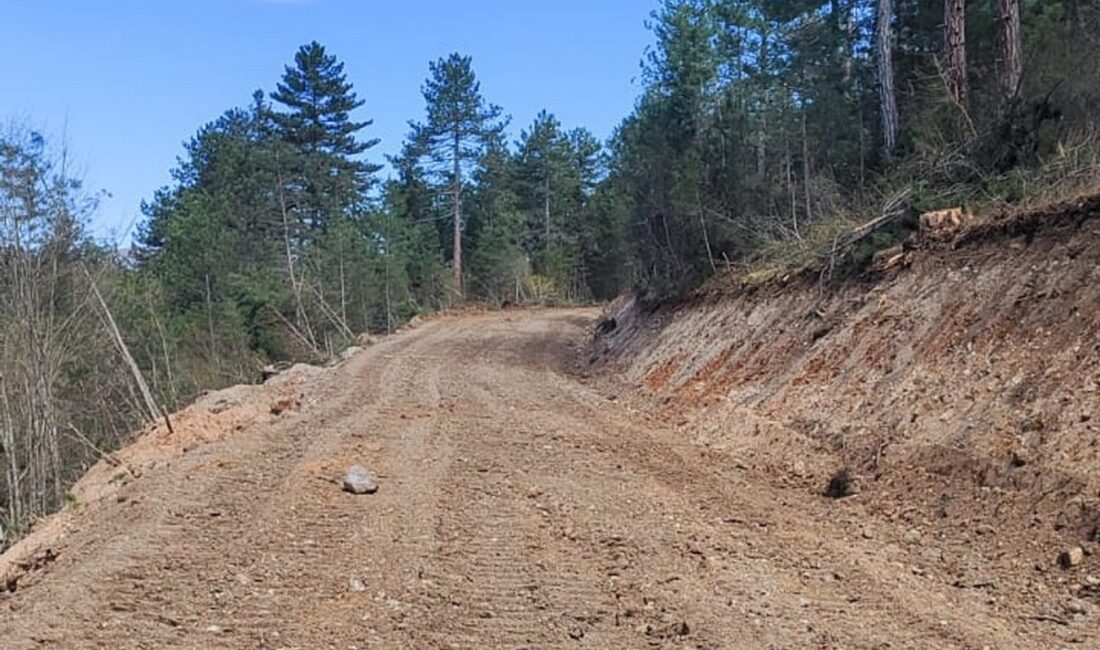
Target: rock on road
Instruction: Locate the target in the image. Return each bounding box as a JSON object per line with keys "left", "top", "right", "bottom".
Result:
{"left": 0, "top": 310, "right": 1053, "bottom": 648}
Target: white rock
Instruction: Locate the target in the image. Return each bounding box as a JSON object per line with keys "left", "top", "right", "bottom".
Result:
{"left": 343, "top": 465, "right": 378, "bottom": 495}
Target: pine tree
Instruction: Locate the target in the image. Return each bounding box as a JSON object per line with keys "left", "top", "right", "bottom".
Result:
{"left": 566, "top": 127, "right": 612, "bottom": 298}
{"left": 627, "top": 0, "right": 720, "bottom": 293}
{"left": 466, "top": 133, "right": 527, "bottom": 304}
{"left": 271, "top": 41, "right": 379, "bottom": 161}
{"left": 511, "top": 116, "right": 608, "bottom": 300}
{"left": 382, "top": 144, "right": 448, "bottom": 312}
{"left": 408, "top": 53, "right": 506, "bottom": 298}
{"left": 271, "top": 42, "right": 380, "bottom": 232}
{"left": 514, "top": 111, "right": 573, "bottom": 258}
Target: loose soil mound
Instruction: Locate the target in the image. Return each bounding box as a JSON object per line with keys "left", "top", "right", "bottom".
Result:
{"left": 0, "top": 362, "right": 326, "bottom": 588}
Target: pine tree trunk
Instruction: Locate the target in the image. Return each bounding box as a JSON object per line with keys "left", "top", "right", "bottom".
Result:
{"left": 801, "top": 107, "right": 812, "bottom": 231}
{"left": 337, "top": 236, "right": 348, "bottom": 329}
{"left": 544, "top": 164, "right": 551, "bottom": 250}
{"left": 943, "top": 0, "right": 969, "bottom": 108}
{"left": 997, "top": 0, "right": 1023, "bottom": 105}
{"left": 274, "top": 163, "right": 315, "bottom": 349}
{"left": 756, "top": 25, "right": 769, "bottom": 181}
{"left": 831, "top": 0, "right": 855, "bottom": 91}
{"left": 786, "top": 134, "right": 795, "bottom": 227}
{"left": 876, "top": 0, "right": 899, "bottom": 162}
{"left": 452, "top": 135, "right": 463, "bottom": 298}
{"left": 756, "top": 125, "right": 767, "bottom": 180}
{"left": 384, "top": 252, "right": 393, "bottom": 334}
{"left": 204, "top": 273, "right": 216, "bottom": 361}
{"left": 86, "top": 266, "right": 163, "bottom": 426}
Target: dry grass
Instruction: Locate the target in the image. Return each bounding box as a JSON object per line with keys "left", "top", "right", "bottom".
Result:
{"left": 994, "top": 128, "right": 1100, "bottom": 216}
{"left": 728, "top": 129, "right": 1100, "bottom": 287}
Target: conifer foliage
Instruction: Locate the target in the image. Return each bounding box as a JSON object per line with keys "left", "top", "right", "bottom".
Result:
{"left": 272, "top": 41, "right": 378, "bottom": 161}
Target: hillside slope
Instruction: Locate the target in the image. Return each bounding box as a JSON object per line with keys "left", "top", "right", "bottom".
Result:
{"left": 591, "top": 197, "right": 1100, "bottom": 644}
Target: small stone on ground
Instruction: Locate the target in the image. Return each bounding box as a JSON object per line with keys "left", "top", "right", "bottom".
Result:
{"left": 1060, "top": 547, "right": 1085, "bottom": 569}
{"left": 343, "top": 464, "right": 378, "bottom": 495}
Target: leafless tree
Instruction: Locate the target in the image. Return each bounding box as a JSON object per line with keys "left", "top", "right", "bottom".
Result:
{"left": 0, "top": 126, "right": 150, "bottom": 537}
{"left": 0, "top": 126, "right": 74, "bottom": 521}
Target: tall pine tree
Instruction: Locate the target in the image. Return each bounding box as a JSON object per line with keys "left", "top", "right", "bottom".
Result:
{"left": 408, "top": 53, "right": 506, "bottom": 298}
{"left": 514, "top": 111, "right": 573, "bottom": 259}
{"left": 271, "top": 41, "right": 379, "bottom": 232}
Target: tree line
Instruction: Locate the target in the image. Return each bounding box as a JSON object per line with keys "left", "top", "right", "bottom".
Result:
{"left": 3, "top": 0, "right": 1098, "bottom": 541}
{"left": 135, "top": 46, "right": 622, "bottom": 359}
{"left": 608, "top": 0, "right": 1099, "bottom": 295}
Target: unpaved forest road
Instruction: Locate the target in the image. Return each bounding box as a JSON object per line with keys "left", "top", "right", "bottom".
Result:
{"left": 0, "top": 310, "right": 1062, "bottom": 649}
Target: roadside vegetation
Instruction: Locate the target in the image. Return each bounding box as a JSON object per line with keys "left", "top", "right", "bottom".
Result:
{"left": 612, "top": 0, "right": 1100, "bottom": 294}
{"left": 2, "top": 0, "right": 1098, "bottom": 543}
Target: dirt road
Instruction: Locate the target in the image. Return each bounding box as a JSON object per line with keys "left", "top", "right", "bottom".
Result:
{"left": 0, "top": 310, "right": 1081, "bottom": 648}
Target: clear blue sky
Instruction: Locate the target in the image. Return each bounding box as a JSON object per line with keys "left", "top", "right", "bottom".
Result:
{"left": 1, "top": 0, "right": 657, "bottom": 242}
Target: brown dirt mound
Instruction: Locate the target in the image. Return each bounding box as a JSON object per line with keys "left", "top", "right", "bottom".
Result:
{"left": 0, "top": 362, "right": 326, "bottom": 588}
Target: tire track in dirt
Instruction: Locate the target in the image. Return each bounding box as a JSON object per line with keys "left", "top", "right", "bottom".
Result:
{"left": 404, "top": 330, "right": 622, "bottom": 648}
{"left": 537, "top": 367, "right": 1035, "bottom": 649}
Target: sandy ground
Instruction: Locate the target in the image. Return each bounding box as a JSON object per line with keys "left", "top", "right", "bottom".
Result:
{"left": 0, "top": 309, "right": 1091, "bottom": 648}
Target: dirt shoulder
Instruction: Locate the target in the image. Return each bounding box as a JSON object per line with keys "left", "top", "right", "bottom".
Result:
{"left": 589, "top": 199, "right": 1100, "bottom": 647}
